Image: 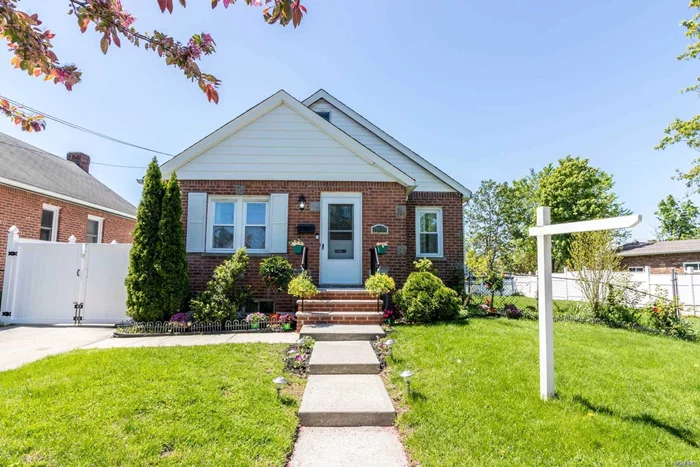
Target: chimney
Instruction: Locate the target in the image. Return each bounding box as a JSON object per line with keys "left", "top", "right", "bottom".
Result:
{"left": 67, "top": 152, "right": 91, "bottom": 174}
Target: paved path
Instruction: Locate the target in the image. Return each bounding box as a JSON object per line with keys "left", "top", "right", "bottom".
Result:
{"left": 0, "top": 325, "right": 298, "bottom": 372}
{"left": 290, "top": 324, "right": 409, "bottom": 466}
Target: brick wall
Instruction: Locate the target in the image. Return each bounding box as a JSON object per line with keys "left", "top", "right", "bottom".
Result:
{"left": 179, "top": 180, "right": 465, "bottom": 313}
{"left": 0, "top": 183, "right": 135, "bottom": 283}
{"left": 620, "top": 254, "right": 700, "bottom": 274}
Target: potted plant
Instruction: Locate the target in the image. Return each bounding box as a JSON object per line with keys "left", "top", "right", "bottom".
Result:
{"left": 364, "top": 272, "right": 396, "bottom": 312}
{"left": 376, "top": 241, "right": 388, "bottom": 255}
{"left": 259, "top": 256, "right": 294, "bottom": 312}
{"left": 287, "top": 271, "right": 318, "bottom": 312}
{"left": 245, "top": 312, "right": 267, "bottom": 330}
{"left": 290, "top": 239, "right": 304, "bottom": 254}
{"left": 279, "top": 313, "right": 295, "bottom": 331}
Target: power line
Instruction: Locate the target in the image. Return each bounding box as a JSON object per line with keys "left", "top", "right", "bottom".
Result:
{"left": 0, "top": 95, "right": 175, "bottom": 157}
{"left": 0, "top": 139, "right": 146, "bottom": 169}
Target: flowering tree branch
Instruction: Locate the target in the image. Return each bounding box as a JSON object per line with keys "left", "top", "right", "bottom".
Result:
{"left": 0, "top": 0, "right": 306, "bottom": 131}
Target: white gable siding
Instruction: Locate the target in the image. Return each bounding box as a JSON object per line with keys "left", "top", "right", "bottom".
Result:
{"left": 309, "top": 100, "right": 454, "bottom": 192}
{"left": 176, "top": 104, "right": 395, "bottom": 182}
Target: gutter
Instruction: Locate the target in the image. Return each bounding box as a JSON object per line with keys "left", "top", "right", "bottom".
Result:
{"left": 0, "top": 177, "right": 137, "bottom": 220}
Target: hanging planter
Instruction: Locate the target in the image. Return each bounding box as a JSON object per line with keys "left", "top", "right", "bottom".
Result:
{"left": 290, "top": 239, "right": 304, "bottom": 254}
{"left": 376, "top": 242, "right": 388, "bottom": 255}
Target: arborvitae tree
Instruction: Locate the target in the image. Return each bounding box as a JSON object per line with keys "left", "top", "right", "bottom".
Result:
{"left": 126, "top": 157, "right": 165, "bottom": 322}
{"left": 156, "top": 174, "right": 189, "bottom": 319}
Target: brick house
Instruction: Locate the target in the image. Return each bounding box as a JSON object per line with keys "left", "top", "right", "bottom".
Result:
{"left": 0, "top": 132, "right": 137, "bottom": 284}
{"left": 161, "top": 90, "right": 470, "bottom": 326}
{"left": 619, "top": 239, "right": 700, "bottom": 273}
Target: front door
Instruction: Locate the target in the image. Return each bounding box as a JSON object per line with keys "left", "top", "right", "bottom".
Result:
{"left": 320, "top": 194, "right": 362, "bottom": 285}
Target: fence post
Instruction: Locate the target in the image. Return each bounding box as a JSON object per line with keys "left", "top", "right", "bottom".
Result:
{"left": 690, "top": 270, "right": 697, "bottom": 316}
{"left": 1, "top": 226, "right": 20, "bottom": 324}
{"left": 671, "top": 268, "right": 680, "bottom": 317}
{"left": 563, "top": 267, "right": 569, "bottom": 301}
{"left": 645, "top": 266, "right": 652, "bottom": 297}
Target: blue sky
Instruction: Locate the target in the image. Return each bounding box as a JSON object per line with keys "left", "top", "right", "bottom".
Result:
{"left": 1, "top": 0, "right": 698, "bottom": 240}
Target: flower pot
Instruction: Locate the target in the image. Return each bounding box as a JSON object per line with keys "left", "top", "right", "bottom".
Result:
{"left": 293, "top": 245, "right": 304, "bottom": 254}
{"left": 376, "top": 245, "right": 388, "bottom": 255}
{"left": 251, "top": 323, "right": 260, "bottom": 330}
{"left": 283, "top": 323, "right": 292, "bottom": 331}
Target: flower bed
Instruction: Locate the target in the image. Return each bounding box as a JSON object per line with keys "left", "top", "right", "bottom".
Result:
{"left": 283, "top": 336, "right": 315, "bottom": 376}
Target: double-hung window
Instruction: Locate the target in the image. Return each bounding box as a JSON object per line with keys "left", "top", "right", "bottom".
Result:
{"left": 415, "top": 207, "right": 443, "bottom": 257}
{"left": 684, "top": 262, "right": 700, "bottom": 272}
{"left": 208, "top": 197, "right": 269, "bottom": 252}
{"left": 40, "top": 204, "right": 60, "bottom": 242}
{"left": 86, "top": 215, "right": 104, "bottom": 244}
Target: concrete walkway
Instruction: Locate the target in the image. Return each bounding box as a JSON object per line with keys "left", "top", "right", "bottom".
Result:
{"left": 290, "top": 324, "right": 409, "bottom": 466}
{"left": 0, "top": 325, "right": 298, "bottom": 372}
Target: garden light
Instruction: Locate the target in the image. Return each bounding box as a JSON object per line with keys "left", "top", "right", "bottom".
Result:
{"left": 385, "top": 339, "right": 396, "bottom": 354}
{"left": 400, "top": 370, "right": 414, "bottom": 393}
{"left": 273, "top": 376, "right": 288, "bottom": 398}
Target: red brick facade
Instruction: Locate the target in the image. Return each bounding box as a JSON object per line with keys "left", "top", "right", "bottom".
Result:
{"left": 179, "top": 180, "right": 465, "bottom": 313}
{"left": 620, "top": 254, "right": 700, "bottom": 274}
{"left": 0, "top": 183, "right": 135, "bottom": 283}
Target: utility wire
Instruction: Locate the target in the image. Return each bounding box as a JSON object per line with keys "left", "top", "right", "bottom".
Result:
{"left": 0, "top": 139, "right": 146, "bottom": 169}
{"left": 0, "top": 95, "right": 175, "bottom": 157}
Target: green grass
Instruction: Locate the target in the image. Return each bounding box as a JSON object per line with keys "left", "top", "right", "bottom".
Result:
{"left": 386, "top": 319, "right": 700, "bottom": 466}
{"left": 0, "top": 344, "right": 302, "bottom": 466}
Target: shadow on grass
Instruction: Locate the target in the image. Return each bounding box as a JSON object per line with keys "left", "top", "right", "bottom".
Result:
{"left": 571, "top": 395, "right": 699, "bottom": 448}
{"left": 280, "top": 396, "right": 298, "bottom": 408}
{"left": 408, "top": 389, "right": 428, "bottom": 402}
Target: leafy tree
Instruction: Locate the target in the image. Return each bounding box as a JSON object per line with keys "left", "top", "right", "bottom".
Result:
{"left": 126, "top": 157, "right": 165, "bottom": 322}
{"left": 156, "top": 173, "right": 189, "bottom": 319}
{"left": 656, "top": 1, "right": 700, "bottom": 191}
{"left": 655, "top": 195, "right": 700, "bottom": 240}
{"left": 532, "top": 156, "right": 629, "bottom": 271}
{"left": 0, "top": 0, "right": 307, "bottom": 131}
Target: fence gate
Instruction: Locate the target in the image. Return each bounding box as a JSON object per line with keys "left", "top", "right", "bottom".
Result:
{"left": 1, "top": 227, "right": 131, "bottom": 325}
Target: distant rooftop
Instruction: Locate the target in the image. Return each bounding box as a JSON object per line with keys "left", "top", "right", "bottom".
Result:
{"left": 0, "top": 132, "right": 136, "bottom": 218}
{"left": 618, "top": 239, "right": 700, "bottom": 257}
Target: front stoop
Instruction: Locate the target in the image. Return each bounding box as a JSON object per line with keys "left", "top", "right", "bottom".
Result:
{"left": 300, "top": 324, "right": 384, "bottom": 341}
{"left": 298, "top": 375, "right": 396, "bottom": 427}
{"left": 289, "top": 427, "right": 409, "bottom": 467}
{"left": 308, "top": 341, "right": 380, "bottom": 374}
{"left": 295, "top": 288, "right": 384, "bottom": 330}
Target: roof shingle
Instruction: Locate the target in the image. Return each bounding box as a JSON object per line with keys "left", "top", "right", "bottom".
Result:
{"left": 618, "top": 239, "right": 700, "bottom": 257}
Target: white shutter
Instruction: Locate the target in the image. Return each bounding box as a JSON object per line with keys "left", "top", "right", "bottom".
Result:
{"left": 269, "top": 193, "right": 289, "bottom": 253}
{"left": 186, "top": 192, "right": 207, "bottom": 252}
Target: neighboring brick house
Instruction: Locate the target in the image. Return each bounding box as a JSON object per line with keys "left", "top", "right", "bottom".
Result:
{"left": 619, "top": 239, "right": 700, "bottom": 273}
{"left": 161, "top": 90, "right": 470, "bottom": 324}
{"left": 0, "top": 132, "right": 137, "bottom": 284}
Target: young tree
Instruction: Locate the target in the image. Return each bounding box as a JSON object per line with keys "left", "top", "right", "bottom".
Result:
{"left": 655, "top": 195, "right": 700, "bottom": 240}
{"left": 125, "top": 157, "right": 165, "bottom": 322}
{"left": 567, "top": 230, "right": 622, "bottom": 318}
{"left": 156, "top": 173, "right": 189, "bottom": 319}
{"left": 532, "top": 156, "right": 629, "bottom": 270}
{"left": 0, "top": 0, "right": 307, "bottom": 131}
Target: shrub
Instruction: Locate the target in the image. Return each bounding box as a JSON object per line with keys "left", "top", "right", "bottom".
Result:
{"left": 190, "top": 248, "right": 254, "bottom": 322}
{"left": 413, "top": 258, "right": 435, "bottom": 273}
{"left": 394, "top": 266, "right": 461, "bottom": 323}
{"left": 644, "top": 298, "right": 696, "bottom": 341}
{"left": 288, "top": 271, "right": 318, "bottom": 312}
{"left": 365, "top": 273, "right": 396, "bottom": 311}
{"left": 259, "top": 256, "right": 294, "bottom": 292}
{"left": 503, "top": 303, "right": 522, "bottom": 319}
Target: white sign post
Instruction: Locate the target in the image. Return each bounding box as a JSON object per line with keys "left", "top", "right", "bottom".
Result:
{"left": 528, "top": 208, "right": 641, "bottom": 400}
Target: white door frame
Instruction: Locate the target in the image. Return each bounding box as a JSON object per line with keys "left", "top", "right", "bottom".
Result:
{"left": 320, "top": 192, "right": 362, "bottom": 285}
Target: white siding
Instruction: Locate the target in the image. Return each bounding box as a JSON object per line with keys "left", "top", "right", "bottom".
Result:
{"left": 176, "top": 104, "right": 395, "bottom": 182}
{"left": 309, "top": 100, "right": 454, "bottom": 192}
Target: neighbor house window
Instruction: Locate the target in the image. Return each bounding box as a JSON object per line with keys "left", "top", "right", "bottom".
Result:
{"left": 683, "top": 262, "right": 700, "bottom": 272}
{"left": 628, "top": 266, "right": 644, "bottom": 273}
{"left": 40, "top": 204, "right": 60, "bottom": 242}
{"left": 415, "top": 207, "right": 443, "bottom": 257}
{"left": 207, "top": 197, "right": 269, "bottom": 252}
{"left": 86, "top": 215, "right": 104, "bottom": 244}
{"left": 315, "top": 111, "right": 331, "bottom": 122}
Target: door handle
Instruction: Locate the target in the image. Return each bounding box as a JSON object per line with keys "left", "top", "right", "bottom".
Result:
{"left": 322, "top": 244, "right": 325, "bottom": 250}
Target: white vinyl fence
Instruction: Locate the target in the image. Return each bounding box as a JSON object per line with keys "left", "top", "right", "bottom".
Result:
{"left": 1, "top": 226, "right": 131, "bottom": 325}
{"left": 473, "top": 268, "right": 698, "bottom": 316}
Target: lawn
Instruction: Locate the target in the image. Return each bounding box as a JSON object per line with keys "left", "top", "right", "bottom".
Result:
{"left": 0, "top": 344, "right": 302, "bottom": 466}
{"left": 386, "top": 319, "right": 700, "bottom": 466}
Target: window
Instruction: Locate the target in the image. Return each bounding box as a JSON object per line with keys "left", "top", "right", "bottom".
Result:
{"left": 40, "top": 204, "right": 60, "bottom": 242}
{"left": 416, "top": 207, "right": 443, "bottom": 257}
{"left": 207, "top": 197, "right": 269, "bottom": 252}
{"left": 253, "top": 300, "right": 275, "bottom": 314}
{"left": 628, "top": 266, "right": 644, "bottom": 273}
{"left": 86, "top": 215, "right": 104, "bottom": 243}
{"left": 315, "top": 111, "right": 331, "bottom": 122}
{"left": 683, "top": 262, "right": 700, "bottom": 272}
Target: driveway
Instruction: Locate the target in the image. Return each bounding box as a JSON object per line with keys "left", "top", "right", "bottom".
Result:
{"left": 0, "top": 325, "right": 114, "bottom": 372}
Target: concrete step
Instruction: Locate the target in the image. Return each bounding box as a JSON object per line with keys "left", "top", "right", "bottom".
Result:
{"left": 297, "top": 299, "right": 381, "bottom": 313}
{"left": 299, "top": 375, "right": 396, "bottom": 427}
{"left": 300, "top": 324, "right": 385, "bottom": 341}
{"left": 309, "top": 341, "right": 380, "bottom": 374}
{"left": 289, "top": 427, "right": 409, "bottom": 467}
